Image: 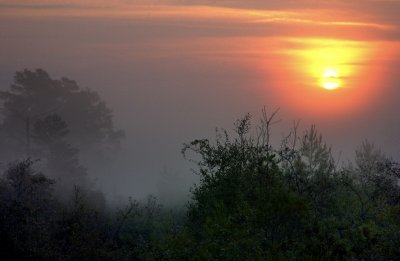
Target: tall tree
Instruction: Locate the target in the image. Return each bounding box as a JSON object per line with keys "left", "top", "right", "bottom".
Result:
{"left": 0, "top": 69, "right": 124, "bottom": 162}
{"left": 33, "top": 114, "right": 88, "bottom": 189}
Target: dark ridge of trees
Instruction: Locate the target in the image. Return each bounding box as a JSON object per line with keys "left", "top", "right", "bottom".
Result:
{"left": 0, "top": 112, "right": 399, "bottom": 260}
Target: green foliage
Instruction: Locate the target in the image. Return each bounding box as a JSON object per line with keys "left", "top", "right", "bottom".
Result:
{"left": 179, "top": 113, "right": 400, "bottom": 260}
{"left": 0, "top": 112, "right": 399, "bottom": 260}
{"left": 180, "top": 113, "right": 310, "bottom": 259}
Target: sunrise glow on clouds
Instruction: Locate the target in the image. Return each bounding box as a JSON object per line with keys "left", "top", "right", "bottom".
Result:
{"left": 2, "top": 0, "right": 398, "bottom": 44}
{"left": 1, "top": 0, "right": 399, "bottom": 119}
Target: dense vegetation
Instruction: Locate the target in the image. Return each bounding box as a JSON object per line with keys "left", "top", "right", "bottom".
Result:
{"left": 1, "top": 70, "right": 400, "bottom": 260}
{"left": 1, "top": 114, "right": 399, "bottom": 260}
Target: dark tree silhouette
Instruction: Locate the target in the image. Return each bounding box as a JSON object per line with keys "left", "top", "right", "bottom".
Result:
{"left": 0, "top": 69, "right": 124, "bottom": 162}
{"left": 0, "top": 160, "right": 56, "bottom": 259}
{"left": 33, "top": 114, "right": 88, "bottom": 189}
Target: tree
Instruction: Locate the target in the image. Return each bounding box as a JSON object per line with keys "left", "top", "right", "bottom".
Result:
{"left": 0, "top": 160, "right": 57, "bottom": 259}
{"left": 0, "top": 69, "right": 124, "bottom": 162}
{"left": 33, "top": 114, "right": 88, "bottom": 190}
{"left": 178, "top": 112, "right": 400, "bottom": 260}
{"left": 181, "top": 112, "right": 309, "bottom": 260}
{"left": 54, "top": 186, "right": 112, "bottom": 260}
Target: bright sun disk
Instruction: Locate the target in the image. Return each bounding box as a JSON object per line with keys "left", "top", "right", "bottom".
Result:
{"left": 322, "top": 69, "right": 340, "bottom": 90}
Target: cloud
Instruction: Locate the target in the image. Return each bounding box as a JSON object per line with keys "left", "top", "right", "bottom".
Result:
{"left": 1, "top": 2, "right": 398, "bottom": 42}
{"left": 0, "top": 1, "right": 79, "bottom": 9}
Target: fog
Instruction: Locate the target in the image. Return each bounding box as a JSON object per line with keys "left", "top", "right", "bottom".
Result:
{"left": 1, "top": 0, "right": 400, "bottom": 202}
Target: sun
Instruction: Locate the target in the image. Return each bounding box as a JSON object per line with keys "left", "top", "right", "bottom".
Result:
{"left": 286, "top": 39, "right": 361, "bottom": 92}
{"left": 321, "top": 69, "right": 340, "bottom": 90}
{"left": 270, "top": 38, "right": 385, "bottom": 116}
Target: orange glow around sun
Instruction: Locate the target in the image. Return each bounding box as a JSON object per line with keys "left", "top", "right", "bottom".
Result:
{"left": 262, "top": 37, "right": 388, "bottom": 118}
{"left": 297, "top": 38, "right": 366, "bottom": 92}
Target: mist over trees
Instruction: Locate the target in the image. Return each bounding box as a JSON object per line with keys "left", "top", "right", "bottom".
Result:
{"left": 0, "top": 69, "right": 124, "bottom": 191}
{"left": 0, "top": 70, "right": 400, "bottom": 259}
{"left": 0, "top": 68, "right": 123, "bottom": 159}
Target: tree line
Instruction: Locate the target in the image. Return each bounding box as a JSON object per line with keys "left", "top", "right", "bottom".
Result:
{"left": 0, "top": 69, "right": 399, "bottom": 260}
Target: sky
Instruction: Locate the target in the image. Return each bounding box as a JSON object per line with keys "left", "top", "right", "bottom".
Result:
{"left": 0, "top": 0, "right": 400, "bottom": 199}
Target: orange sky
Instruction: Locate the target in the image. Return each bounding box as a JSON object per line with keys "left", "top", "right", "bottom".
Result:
{"left": 1, "top": 1, "right": 397, "bottom": 119}
{"left": 1, "top": 0, "right": 400, "bottom": 194}
{"left": 1, "top": 1, "right": 399, "bottom": 122}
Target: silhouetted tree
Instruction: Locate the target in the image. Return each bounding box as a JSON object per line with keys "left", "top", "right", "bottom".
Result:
{"left": 33, "top": 114, "right": 88, "bottom": 190}
{"left": 0, "top": 160, "right": 56, "bottom": 259}
{"left": 0, "top": 69, "right": 124, "bottom": 162}
{"left": 180, "top": 113, "right": 309, "bottom": 259}
{"left": 54, "top": 186, "right": 112, "bottom": 260}
{"left": 177, "top": 112, "right": 400, "bottom": 260}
